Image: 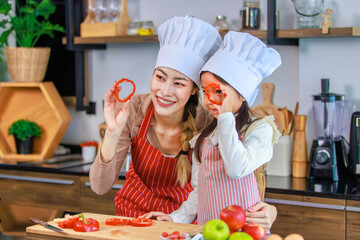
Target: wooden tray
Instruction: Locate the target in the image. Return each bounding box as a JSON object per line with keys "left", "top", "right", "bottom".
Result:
{"left": 26, "top": 212, "right": 203, "bottom": 240}
{"left": 0, "top": 82, "right": 71, "bottom": 163}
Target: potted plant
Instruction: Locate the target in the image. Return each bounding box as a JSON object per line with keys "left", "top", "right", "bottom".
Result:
{"left": 0, "top": 0, "right": 65, "bottom": 82}
{"left": 8, "top": 119, "right": 42, "bottom": 154}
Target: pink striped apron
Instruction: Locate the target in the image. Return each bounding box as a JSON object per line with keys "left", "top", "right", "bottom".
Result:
{"left": 114, "top": 104, "right": 193, "bottom": 217}
{"left": 197, "top": 138, "right": 261, "bottom": 225}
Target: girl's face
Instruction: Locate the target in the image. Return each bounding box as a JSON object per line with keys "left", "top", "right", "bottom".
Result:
{"left": 150, "top": 67, "right": 197, "bottom": 118}
{"left": 201, "top": 72, "right": 244, "bottom": 118}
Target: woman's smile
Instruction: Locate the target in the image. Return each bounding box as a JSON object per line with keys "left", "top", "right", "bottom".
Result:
{"left": 156, "top": 96, "right": 176, "bottom": 107}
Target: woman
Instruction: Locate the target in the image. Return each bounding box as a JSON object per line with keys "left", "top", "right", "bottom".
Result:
{"left": 89, "top": 16, "right": 276, "bottom": 230}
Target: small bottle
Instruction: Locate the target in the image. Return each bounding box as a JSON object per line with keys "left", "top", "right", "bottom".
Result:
{"left": 138, "top": 21, "right": 154, "bottom": 36}
{"left": 213, "top": 15, "right": 230, "bottom": 31}
{"left": 242, "top": 0, "right": 261, "bottom": 29}
{"left": 127, "top": 22, "right": 140, "bottom": 36}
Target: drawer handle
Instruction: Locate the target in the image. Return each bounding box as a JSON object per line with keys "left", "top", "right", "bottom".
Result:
{"left": 346, "top": 206, "right": 360, "bottom": 212}
{"left": 85, "top": 181, "right": 123, "bottom": 190}
{"left": 264, "top": 198, "right": 345, "bottom": 210}
{"left": 0, "top": 174, "right": 74, "bottom": 185}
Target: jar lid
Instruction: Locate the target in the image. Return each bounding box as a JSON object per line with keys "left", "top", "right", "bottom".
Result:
{"left": 216, "top": 15, "right": 227, "bottom": 20}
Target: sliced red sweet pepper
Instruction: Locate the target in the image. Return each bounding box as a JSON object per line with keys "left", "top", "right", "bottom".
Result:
{"left": 130, "top": 218, "right": 152, "bottom": 227}
{"left": 73, "top": 214, "right": 100, "bottom": 232}
{"left": 105, "top": 218, "right": 132, "bottom": 226}
{"left": 114, "top": 78, "right": 136, "bottom": 102}
{"left": 204, "top": 83, "right": 227, "bottom": 105}
{"left": 57, "top": 217, "right": 80, "bottom": 229}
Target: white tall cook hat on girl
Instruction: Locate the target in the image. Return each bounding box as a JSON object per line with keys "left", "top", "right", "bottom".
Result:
{"left": 155, "top": 16, "right": 222, "bottom": 87}
{"left": 201, "top": 31, "right": 282, "bottom": 106}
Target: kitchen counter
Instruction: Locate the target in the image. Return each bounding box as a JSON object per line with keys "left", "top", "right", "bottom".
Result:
{"left": 0, "top": 159, "right": 359, "bottom": 200}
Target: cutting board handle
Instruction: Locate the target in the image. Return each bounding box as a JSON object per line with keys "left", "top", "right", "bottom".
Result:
{"left": 262, "top": 83, "right": 274, "bottom": 104}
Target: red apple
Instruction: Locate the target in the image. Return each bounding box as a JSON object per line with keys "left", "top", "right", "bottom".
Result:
{"left": 241, "top": 223, "right": 267, "bottom": 240}
{"left": 220, "top": 205, "right": 246, "bottom": 231}
{"left": 202, "top": 219, "right": 230, "bottom": 240}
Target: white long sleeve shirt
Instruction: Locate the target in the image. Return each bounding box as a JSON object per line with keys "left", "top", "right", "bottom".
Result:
{"left": 169, "top": 112, "right": 280, "bottom": 223}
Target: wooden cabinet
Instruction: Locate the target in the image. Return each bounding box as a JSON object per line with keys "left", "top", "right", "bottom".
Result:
{"left": 0, "top": 169, "right": 80, "bottom": 212}
{"left": 265, "top": 192, "right": 346, "bottom": 240}
{"left": 80, "top": 176, "right": 124, "bottom": 215}
{"left": 346, "top": 200, "right": 360, "bottom": 240}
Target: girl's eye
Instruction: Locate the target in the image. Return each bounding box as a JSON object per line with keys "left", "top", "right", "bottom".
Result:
{"left": 216, "top": 90, "right": 222, "bottom": 94}
{"left": 156, "top": 75, "right": 165, "bottom": 81}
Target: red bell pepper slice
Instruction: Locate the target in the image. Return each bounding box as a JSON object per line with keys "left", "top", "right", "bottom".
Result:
{"left": 73, "top": 214, "right": 100, "bottom": 232}
{"left": 57, "top": 217, "right": 80, "bottom": 229}
{"left": 204, "top": 83, "right": 227, "bottom": 105}
{"left": 130, "top": 218, "right": 153, "bottom": 227}
{"left": 114, "top": 78, "right": 136, "bottom": 102}
{"left": 105, "top": 218, "right": 132, "bottom": 226}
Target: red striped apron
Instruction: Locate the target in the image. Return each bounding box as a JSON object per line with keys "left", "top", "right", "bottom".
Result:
{"left": 197, "top": 138, "right": 261, "bottom": 225}
{"left": 114, "top": 104, "right": 193, "bottom": 217}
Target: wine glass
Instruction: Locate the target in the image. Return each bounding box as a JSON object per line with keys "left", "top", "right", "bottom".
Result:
{"left": 94, "top": 0, "right": 108, "bottom": 23}
{"left": 107, "top": 0, "right": 120, "bottom": 22}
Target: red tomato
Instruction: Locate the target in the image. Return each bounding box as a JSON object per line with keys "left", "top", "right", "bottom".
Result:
{"left": 170, "top": 231, "right": 180, "bottom": 236}
{"left": 105, "top": 218, "right": 132, "bottom": 226}
{"left": 130, "top": 218, "right": 153, "bottom": 227}
{"left": 161, "top": 232, "right": 169, "bottom": 237}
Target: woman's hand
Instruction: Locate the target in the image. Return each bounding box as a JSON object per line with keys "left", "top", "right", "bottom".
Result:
{"left": 104, "top": 81, "right": 131, "bottom": 134}
{"left": 139, "top": 212, "right": 173, "bottom": 222}
{"left": 245, "top": 202, "right": 277, "bottom": 232}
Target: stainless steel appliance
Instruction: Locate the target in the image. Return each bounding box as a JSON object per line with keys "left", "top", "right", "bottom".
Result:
{"left": 349, "top": 112, "right": 360, "bottom": 178}
{"left": 308, "top": 79, "right": 351, "bottom": 181}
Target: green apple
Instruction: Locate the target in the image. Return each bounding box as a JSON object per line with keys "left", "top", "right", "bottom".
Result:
{"left": 202, "top": 219, "right": 230, "bottom": 240}
{"left": 229, "top": 232, "right": 254, "bottom": 240}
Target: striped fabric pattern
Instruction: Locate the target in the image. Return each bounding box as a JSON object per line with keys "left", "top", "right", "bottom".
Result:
{"left": 197, "top": 138, "right": 261, "bottom": 225}
{"left": 114, "top": 104, "right": 193, "bottom": 217}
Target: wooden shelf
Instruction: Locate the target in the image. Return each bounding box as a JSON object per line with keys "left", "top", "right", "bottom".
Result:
{"left": 65, "top": 27, "right": 359, "bottom": 45}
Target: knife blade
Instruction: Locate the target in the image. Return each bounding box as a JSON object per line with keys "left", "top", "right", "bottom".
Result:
{"left": 29, "top": 218, "right": 64, "bottom": 232}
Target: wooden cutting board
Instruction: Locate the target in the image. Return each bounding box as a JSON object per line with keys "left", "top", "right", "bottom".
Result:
{"left": 26, "top": 212, "right": 203, "bottom": 240}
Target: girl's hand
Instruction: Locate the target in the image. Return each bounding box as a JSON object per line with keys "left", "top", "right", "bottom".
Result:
{"left": 245, "top": 202, "right": 277, "bottom": 232}
{"left": 219, "top": 84, "right": 236, "bottom": 114}
{"left": 139, "top": 212, "right": 173, "bottom": 222}
{"left": 103, "top": 81, "right": 131, "bottom": 134}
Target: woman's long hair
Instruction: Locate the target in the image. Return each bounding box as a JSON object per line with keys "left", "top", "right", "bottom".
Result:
{"left": 176, "top": 90, "right": 200, "bottom": 186}
{"left": 194, "top": 72, "right": 260, "bottom": 162}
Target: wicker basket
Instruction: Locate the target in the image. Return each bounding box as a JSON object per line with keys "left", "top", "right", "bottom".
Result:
{"left": 5, "top": 47, "right": 51, "bottom": 83}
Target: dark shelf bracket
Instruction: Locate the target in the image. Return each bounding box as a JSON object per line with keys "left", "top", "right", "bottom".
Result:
{"left": 267, "top": 0, "right": 298, "bottom": 46}
{"left": 64, "top": 0, "right": 106, "bottom": 114}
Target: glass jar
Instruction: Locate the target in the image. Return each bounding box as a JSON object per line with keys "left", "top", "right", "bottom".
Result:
{"left": 127, "top": 22, "right": 140, "bottom": 35}
{"left": 138, "top": 21, "right": 154, "bottom": 36}
{"left": 213, "top": 15, "right": 230, "bottom": 31}
{"left": 242, "top": 0, "right": 261, "bottom": 29}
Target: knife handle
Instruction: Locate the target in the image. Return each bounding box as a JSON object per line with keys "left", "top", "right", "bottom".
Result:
{"left": 29, "top": 218, "right": 47, "bottom": 226}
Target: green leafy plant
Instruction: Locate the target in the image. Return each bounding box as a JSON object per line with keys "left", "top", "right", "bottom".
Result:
{"left": 8, "top": 119, "right": 42, "bottom": 141}
{"left": 0, "top": 0, "right": 65, "bottom": 60}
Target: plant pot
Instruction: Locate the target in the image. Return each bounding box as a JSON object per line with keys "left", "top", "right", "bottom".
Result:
{"left": 14, "top": 136, "right": 34, "bottom": 154}
{"left": 5, "top": 47, "right": 51, "bottom": 83}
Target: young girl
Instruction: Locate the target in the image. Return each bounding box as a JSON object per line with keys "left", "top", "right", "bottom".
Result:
{"left": 143, "top": 31, "right": 281, "bottom": 230}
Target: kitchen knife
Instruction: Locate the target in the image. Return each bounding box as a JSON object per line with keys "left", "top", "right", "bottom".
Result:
{"left": 29, "top": 218, "right": 64, "bottom": 232}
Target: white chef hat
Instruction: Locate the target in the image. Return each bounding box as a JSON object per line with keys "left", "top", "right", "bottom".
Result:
{"left": 155, "top": 16, "right": 222, "bottom": 87}
{"left": 201, "top": 31, "right": 281, "bottom": 106}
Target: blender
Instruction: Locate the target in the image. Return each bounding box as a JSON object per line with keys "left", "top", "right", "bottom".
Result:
{"left": 308, "top": 79, "right": 351, "bottom": 181}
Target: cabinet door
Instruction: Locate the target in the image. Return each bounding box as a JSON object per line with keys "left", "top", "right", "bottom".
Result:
{"left": 0, "top": 169, "right": 80, "bottom": 212}
{"left": 265, "top": 193, "right": 346, "bottom": 240}
{"left": 346, "top": 200, "right": 360, "bottom": 240}
{"left": 0, "top": 170, "right": 12, "bottom": 204}
{"left": 80, "top": 176, "right": 124, "bottom": 215}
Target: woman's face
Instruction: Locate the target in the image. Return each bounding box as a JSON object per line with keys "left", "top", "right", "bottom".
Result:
{"left": 201, "top": 72, "right": 243, "bottom": 118}
{"left": 150, "top": 67, "right": 196, "bottom": 118}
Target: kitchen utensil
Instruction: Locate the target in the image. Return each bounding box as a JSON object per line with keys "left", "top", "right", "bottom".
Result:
{"left": 118, "top": 0, "right": 131, "bottom": 35}
{"left": 280, "top": 107, "right": 290, "bottom": 135}
{"left": 29, "top": 218, "right": 64, "bottom": 233}
{"left": 292, "top": 115, "right": 307, "bottom": 177}
{"left": 349, "top": 112, "right": 360, "bottom": 177}
{"left": 27, "top": 213, "right": 203, "bottom": 240}
{"left": 289, "top": 101, "right": 299, "bottom": 138}
{"left": 252, "top": 83, "right": 279, "bottom": 116}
